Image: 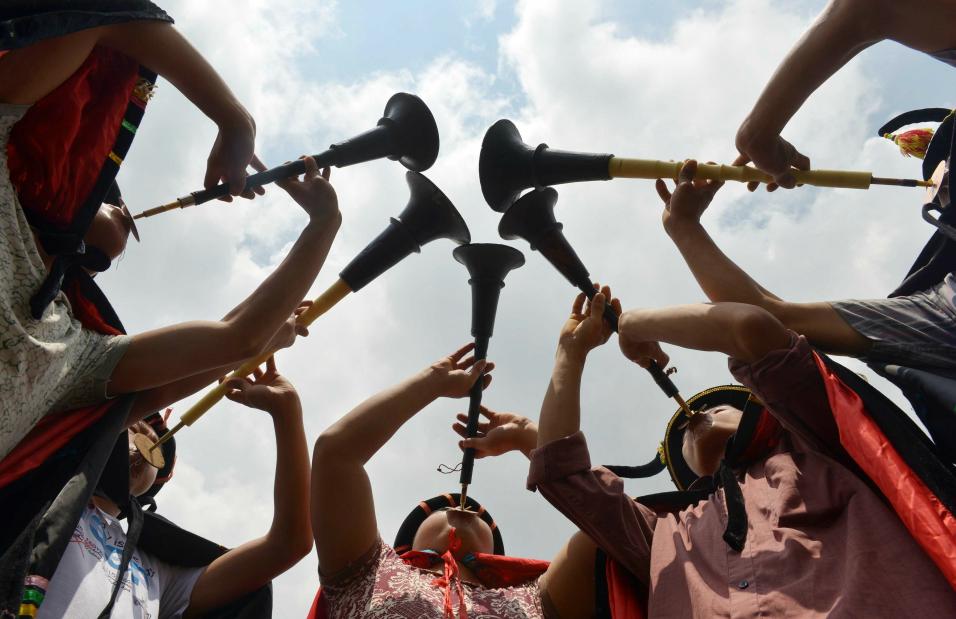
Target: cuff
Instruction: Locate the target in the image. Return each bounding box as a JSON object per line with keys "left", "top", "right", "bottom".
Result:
{"left": 527, "top": 431, "right": 592, "bottom": 491}
{"left": 728, "top": 331, "right": 814, "bottom": 398}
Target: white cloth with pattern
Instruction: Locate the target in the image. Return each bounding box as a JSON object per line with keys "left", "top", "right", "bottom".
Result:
{"left": 0, "top": 104, "right": 128, "bottom": 462}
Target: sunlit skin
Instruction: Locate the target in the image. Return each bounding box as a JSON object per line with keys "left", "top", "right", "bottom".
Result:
{"left": 681, "top": 406, "right": 744, "bottom": 478}
{"left": 411, "top": 507, "right": 495, "bottom": 585}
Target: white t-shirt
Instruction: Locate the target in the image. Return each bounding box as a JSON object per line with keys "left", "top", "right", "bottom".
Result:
{"left": 37, "top": 503, "right": 205, "bottom": 619}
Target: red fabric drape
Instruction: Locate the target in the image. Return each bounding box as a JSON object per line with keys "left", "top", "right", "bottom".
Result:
{"left": 6, "top": 46, "right": 137, "bottom": 227}
{"left": 813, "top": 352, "right": 956, "bottom": 590}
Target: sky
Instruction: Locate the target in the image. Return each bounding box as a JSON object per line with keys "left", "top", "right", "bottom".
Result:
{"left": 95, "top": 1, "right": 954, "bottom": 616}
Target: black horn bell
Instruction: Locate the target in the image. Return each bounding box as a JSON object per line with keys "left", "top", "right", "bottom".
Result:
{"left": 479, "top": 119, "right": 612, "bottom": 212}
{"left": 340, "top": 171, "right": 470, "bottom": 292}
{"left": 327, "top": 92, "right": 440, "bottom": 172}
{"left": 453, "top": 243, "right": 525, "bottom": 356}
{"left": 498, "top": 188, "right": 595, "bottom": 298}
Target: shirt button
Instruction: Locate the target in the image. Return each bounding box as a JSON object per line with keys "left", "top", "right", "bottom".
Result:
{"left": 736, "top": 579, "right": 750, "bottom": 590}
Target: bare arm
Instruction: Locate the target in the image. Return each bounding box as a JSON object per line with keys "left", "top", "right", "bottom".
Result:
{"left": 185, "top": 360, "right": 312, "bottom": 616}
{"left": 736, "top": 0, "right": 956, "bottom": 184}
{"left": 311, "top": 345, "right": 491, "bottom": 575}
{"left": 110, "top": 165, "right": 340, "bottom": 396}
{"left": 657, "top": 160, "right": 871, "bottom": 355}
{"left": 619, "top": 302, "right": 792, "bottom": 365}
{"left": 0, "top": 20, "right": 256, "bottom": 194}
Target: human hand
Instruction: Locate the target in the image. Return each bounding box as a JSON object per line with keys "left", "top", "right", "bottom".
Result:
{"left": 204, "top": 110, "right": 262, "bottom": 201}
{"left": 657, "top": 159, "right": 723, "bottom": 235}
{"left": 733, "top": 133, "right": 810, "bottom": 191}
{"left": 275, "top": 156, "right": 340, "bottom": 224}
{"left": 425, "top": 343, "right": 495, "bottom": 399}
{"left": 453, "top": 406, "right": 537, "bottom": 459}
{"left": 265, "top": 301, "right": 313, "bottom": 353}
{"left": 617, "top": 310, "right": 671, "bottom": 369}
{"left": 223, "top": 356, "right": 300, "bottom": 414}
{"left": 559, "top": 285, "right": 621, "bottom": 359}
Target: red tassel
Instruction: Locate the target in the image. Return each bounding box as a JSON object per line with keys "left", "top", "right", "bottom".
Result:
{"left": 883, "top": 128, "right": 935, "bottom": 159}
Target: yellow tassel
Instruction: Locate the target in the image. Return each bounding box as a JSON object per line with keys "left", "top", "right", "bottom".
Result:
{"left": 883, "top": 128, "right": 935, "bottom": 159}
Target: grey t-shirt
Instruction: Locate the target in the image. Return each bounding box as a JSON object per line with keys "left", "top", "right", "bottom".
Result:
{"left": 36, "top": 503, "right": 205, "bottom": 619}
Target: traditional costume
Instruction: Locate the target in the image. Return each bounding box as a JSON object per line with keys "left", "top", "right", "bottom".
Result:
{"left": 0, "top": 5, "right": 269, "bottom": 616}
{"left": 310, "top": 494, "right": 552, "bottom": 619}
{"left": 529, "top": 333, "right": 956, "bottom": 618}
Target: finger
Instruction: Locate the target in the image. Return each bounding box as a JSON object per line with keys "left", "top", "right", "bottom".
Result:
{"left": 453, "top": 423, "right": 469, "bottom": 438}
{"left": 301, "top": 155, "right": 319, "bottom": 180}
{"left": 266, "top": 355, "right": 277, "bottom": 376}
{"left": 480, "top": 374, "right": 493, "bottom": 390}
{"left": 295, "top": 325, "right": 310, "bottom": 337}
{"left": 460, "top": 356, "right": 477, "bottom": 370}
{"left": 481, "top": 361, "right": 495, "bottom": 374}
{"left": 571, "top": 292, "right": 586, "bottom": 316}
{"left": 767, "top": 183, "right": 779, "bottom": 192}
{"left": 252, "top": 367, "right": 264, "bottom": 380}
{"left": 732, "top": 153, "right": 751, "bottom": 167}
{"left": 775, "top": 173, "right": 796, "bottom": 189}
{"left": 611, "top": 297, "right": 623, "bottom": 316}
{"left": 322, "top": 167, "right": 331, "bottom": 181}
{"left": 678, "top": 159, "right": 697, "bottom": 185}
{"left": 479, "top": 405, "right": 496, "bottom": 420}
{"left": 296, "top": 300, "right": 314, "bottom": 312}
{"left": 449, "top": 342, "right": 476, "bottom": 363}
{"left": 793, "top": 151, "right": 811, "bottom": 171}
{"left": 590, "top": 292, "right": 606, "bottom": 319}
{"left": 228, "top": 167, "right": 248, "bottom": 197}
{"left": 468, "top": 360, "right": 488, "bottom": 376}
{"left": 655, "top": 179, "right": 671, "bottom": 203}
{"left": 747, "top": 181, "right": 759, "bottom": 193}
{"left": 250, "top": 154, "right": 267, "bottom": 173}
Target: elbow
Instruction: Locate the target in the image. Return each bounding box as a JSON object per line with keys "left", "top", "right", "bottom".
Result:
{"left": 728, "top": 304, "right": 790, "bottom": 362}
{"left": 267, "top": 530, "right": 313, "bottom": 570}
{"left": 312, "top": 430, "right": 347, "bottom": 468}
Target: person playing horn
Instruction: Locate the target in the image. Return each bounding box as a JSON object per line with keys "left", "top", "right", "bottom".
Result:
{"left": 654, "top": 160, "right": 956, "bottom": 451}
{"left": 734, "top": 0, "right": 956, "bottom": 189}
{"left": 33, "top": 356, "right": 312, "bottom": 617}
{"left": 311, "top": 342, "right": 628, "bottom": 618}
{"left": 0, "top": 13, "right": 343, "bottom": 459}
{"left": 457, "top": 287, "right": 956, "bottom": 616}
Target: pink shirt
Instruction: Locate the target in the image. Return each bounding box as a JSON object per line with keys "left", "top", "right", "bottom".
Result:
{"left": 528, "top": 334, "right": 956, "bottom": 618}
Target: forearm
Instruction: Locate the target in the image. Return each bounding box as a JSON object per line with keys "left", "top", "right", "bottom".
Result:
{"left": 266, "top": 400, "right": 312, "bottom": 555}
{"left": 97, "top": 22, "right": 249, "bottom": 128}
{"left": 226, "top": 217, "right": 340, "bottom": 352}
{"left": 620, "top": 303, "right": 791, "bottom": 363}
{"left": 666, "top": 221, "right": 780, "bottom": 306}
{"left": 317, "top": 370, "right": 440, "bottom": 465}
{"left": 537, "top": 349, "right": 586, "bottom": 446}
{"left": 126, "top": 362, "right": 236, "bottom": 425}
{"left": 737, "top": 0, "right": 877, "bottom": 147}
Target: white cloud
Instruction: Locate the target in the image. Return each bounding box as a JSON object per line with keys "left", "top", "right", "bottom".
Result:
{"left": 94, "top": 1, "right": 946, "bottom": 616}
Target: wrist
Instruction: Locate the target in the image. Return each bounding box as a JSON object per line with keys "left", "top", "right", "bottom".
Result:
{"left": 214, "top": 100, "right": 254, "bottom": 133}
{"left": 663, "top": 216, "right": 704, "bottom": 242}
{"left": 518, "top": 422, "right": 539, "bottom": 456}
{"left": 415, "top": 367, "right": 447, "bottom": 400}
{"left": 266, "top": 392, "right": 303, "bottom": 418}
{"left": 555, "top": 344, "right": 588, "bottom": 368}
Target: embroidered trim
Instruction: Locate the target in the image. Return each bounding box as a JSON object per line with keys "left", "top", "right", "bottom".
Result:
{"left": 121, "top": 119, "right": 137, "bottom": 133}
{"left": 107, "top": 151, "right": 123, "bottom": 165}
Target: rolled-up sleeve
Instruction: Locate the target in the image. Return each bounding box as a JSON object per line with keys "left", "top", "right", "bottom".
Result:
{"left": 528, "top": 431, "right": 657, "bottom": 583}
{"left": 729, "top": 332, "right": 842, "bottom": 456}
